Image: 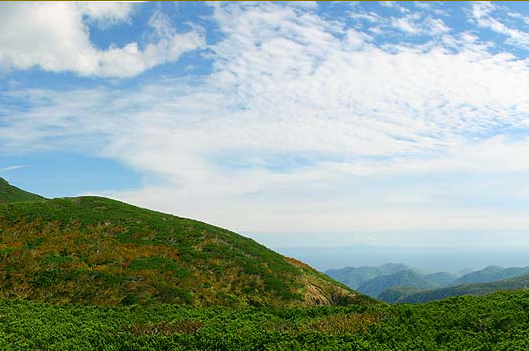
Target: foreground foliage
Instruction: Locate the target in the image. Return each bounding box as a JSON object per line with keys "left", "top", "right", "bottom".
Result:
{"left": 0, "top": 290, "right": 528, "bottom": 350}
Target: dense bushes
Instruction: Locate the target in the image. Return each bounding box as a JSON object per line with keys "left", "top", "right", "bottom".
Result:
{"left": 1, "top": 290, "right": 529, "bottom": 350}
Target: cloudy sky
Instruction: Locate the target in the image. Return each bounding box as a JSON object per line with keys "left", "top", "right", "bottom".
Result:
{"left": 1, "top": 1, "right": 529, "bottom": 249}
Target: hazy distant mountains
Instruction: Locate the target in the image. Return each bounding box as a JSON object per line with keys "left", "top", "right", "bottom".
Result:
{"left": 423, "top": 271, "right": 458, "bottom": 287}
{"left": 326, "top": 263, "right": 457, "bottom": 297}
{"left": 276, "top": 245, "right": 529, "bottom": 274}
{"left": 356, "top": 270, "right": 438, "bottom": 297}
{"left": 449, "top": 265, "right": 529, "bottom": 286}
{"left": 325, "top": 263, "right": 409, "bottom": 289}
{"left": 326, "top": 263, "right": 529, "bottom": 303}
{"left": 397, "top": 273, "right": 529, "bottom": 304}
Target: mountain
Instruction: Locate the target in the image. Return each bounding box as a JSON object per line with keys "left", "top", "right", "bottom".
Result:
{"left": 375, "top": 271, "right": 457, "bottom": 303}
{"left": 378, "top": 265, "right": 529, "bottom": 304}
{"left": 0, "top": 181, "right": 372, "bottom": 308}
{"left": 357, "top": 270, "right": 438, "bottom": 298}
{"left": 325, "top": 263, "right": 410, "bottom": 289}
{"left": 424, "top": 272, "right": 457, "bottom": 286}
{"left": 397, "top": 273, "right": 529, "bottom": 304}
{"left": 327, "top": 264, "right": 457, "bottom": 296}
{"left": 456, "top": 268, "right": 475, "bottom": 277}
{"left": 378, "top": 286, "right": 428, "bottom": 304}
{"left": 0, "top": 178, "right": 44, "bottom": 203}
{"left": 450, "top": 265, "right": 529, "bottom": 286}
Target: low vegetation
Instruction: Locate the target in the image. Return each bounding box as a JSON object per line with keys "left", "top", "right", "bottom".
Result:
{"left": 2, "top": 290, "right": 529, "bottom": 350}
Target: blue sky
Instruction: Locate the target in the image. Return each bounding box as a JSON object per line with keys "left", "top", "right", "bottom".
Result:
{"left": 1, "top": 1, "right": 529, "bottom": 249}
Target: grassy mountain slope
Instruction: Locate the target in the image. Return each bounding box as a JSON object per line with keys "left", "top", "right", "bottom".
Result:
{"left": 397, "top": 273, "right": 529, "bottom": 304}
{"left": 0, "top": 193, "right": 372, "bottom": 307}
{"left": 0, "top": 178, "right": 44, "bottom": 204}
{"left": 325, "top": 263, "right": 410, "bottom": 289}
{"left": 450, "top": 265, "right": 529, "bottom": 286}
{"left": 357, "top": 270, "right": 438, "bottom": 298}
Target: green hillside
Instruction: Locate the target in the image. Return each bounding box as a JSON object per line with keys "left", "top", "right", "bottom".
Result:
{"left": 0, "top": 178, "right": 44, "bottom": 204}
{"left": 0, "top": 188, "right": 372, "bottom": 307}
{"left": 397, "top": 273, "right": 529, "bottom": 304}
{"left": 358, "top": 270, "right": 439, "bottom": 298}
{"left": 325, "top": 263, "right": 410, "bottom": 289}
{"left": 450, "top": 265, "right": 529, "bottom": 286}
{"left": 378, "top": 286, "right": 428, "bottom": 304}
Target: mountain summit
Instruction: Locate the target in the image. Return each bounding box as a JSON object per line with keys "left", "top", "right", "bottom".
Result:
{"left": 0, "top": 179, "right": 372, "bottom": 307}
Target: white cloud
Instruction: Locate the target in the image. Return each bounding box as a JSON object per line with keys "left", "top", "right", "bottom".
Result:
{"left": 80, "top": 2, "right": 134, "bottom": 26}
{"left": 2, "top": 2, "right": 529, "bottom": 235}
{"left": 389, "top": 13, "right": 450, "bottom": 35}
{"left": 414, "top": 2, "right": 432, "bottom": 10}
{"left": 351, "top": 3, "right": 449, "bottom": 37}
{"left": 470, "top": 1, "right": 529, "bottom": 49}
{"left": 0, "top": 165, "right": 30, "bottom": 173}
{"left": 286, "top": 1, "right": 318, "bottom": 10}
{"left": 350, "top": 11, "right": 383, "bottom": 23}
{"left": 379, "top": 1, "right": 410, "bottom": 14}
{"left": 391, "top": 14, "right": 421, "bottom": 34}
{"left": 425, "top": 17, "right": 450, "bottom": 35}
{"left": 379, "top": 1, "right": 395, "bottom": 8}
{"left": 0, "top": 2, "right": 204, "bottom": 78}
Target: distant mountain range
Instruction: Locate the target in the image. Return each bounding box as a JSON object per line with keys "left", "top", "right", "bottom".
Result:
{"left": 357, "top": 270, "right": 438, "bottom": 297}
{"left": 424, "top": 271, "right": 458, "bottom": 286}
{"left": 326, "top": 263, "right": 458, "bottom": 298}
{"left": 325, "top": 263, "right": 409, "bottom": 289}
{"left": 449, "top": 265, "right": 529, "bottom": 286}
{"left": 397, "top": 273, "right": 529, "bottom": 304}
{"left": 277, "top": 245, "right": 529, "bottom": 274}
{"left": 326, "top": 263, "right": 529, "bottom": 303}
